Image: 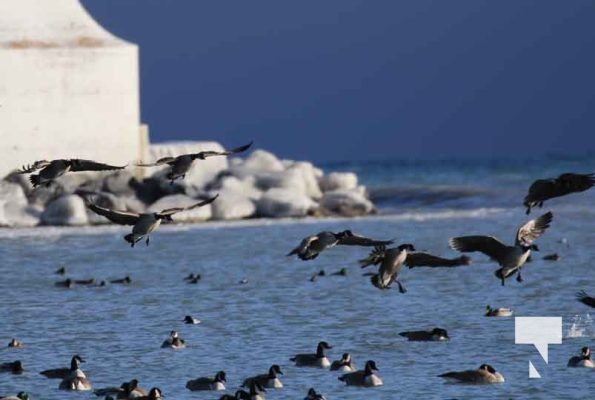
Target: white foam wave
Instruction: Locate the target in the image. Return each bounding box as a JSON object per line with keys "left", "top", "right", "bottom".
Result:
{"left": 564, "top": 314, "right": 594, "bottom": 339}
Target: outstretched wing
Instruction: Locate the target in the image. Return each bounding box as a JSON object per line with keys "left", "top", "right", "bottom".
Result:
{"left": 17, "top": 160, "right": 51, "bottom": 173}
{"left": 135, "top": 156, "right": 177, "bottom": 167}
{"left": 523, "top": 173, "right": 595, "bottom": 213}
{"left": 158, "top": 194, "right": 219, "bottom": 217}
{"left": 193, "top": 141, "right": 253, "bottom": 159}
{"left": 286, "top": 235, "right": 317, "bottom": 257}
{"left": 515, "top": 211, "right": 553, "bottom": 246}
{"left": 449, "top": 236, "right": 508, "bottom": 261}
{"left": 87, "top": 204, "right": 140, "bottom": 225}
{"left": 576, "top": 290, "right": 595, "bottom": 308}
{"left": 69, "top": 159, "right": 127, "bottom": 172}
{"left": 338, "top": 235, "right": 393, "bottom": 247}
{"left": 405, "top": 252, "right": 472, "bottom": 268}
{"left": 358, "top": 245, "right": 387, "bottom": 268}
{"left": 557, "top": 173, "right": 595, "bottom": 193}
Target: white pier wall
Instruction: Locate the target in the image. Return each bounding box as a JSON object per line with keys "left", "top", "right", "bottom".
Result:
{"left": 0, "top": 0, "right": 143, "bottom": 178}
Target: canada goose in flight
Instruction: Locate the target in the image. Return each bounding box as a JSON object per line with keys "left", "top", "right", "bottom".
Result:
{"left": 0, "top": 360, "right": 23, "bottom": 375}
{"left": 186, "top": 371, "right": 227, "bottom": 391}
{"left": 87, "top": 194, "right": 218, "bottom": 247}
{"left": 338, "top": 360, "right": 383, "bottom": 387}
{"left": 567, "top": 347, "right": 595, "bottom": 368}
{"left": 290, "top": 341, "right": 332, "bottom": 368}
{"left": 304, "top": 388, "right": 326, "bottom": 400}
{"left": 360, "top": 245, "right": 471, "bottom": 269}
{"left": 576, "top": 290, "right": 595, "bottom": 308}
{"left": 288, "top": 230, "right": 393, "bottom": 261}
{"left": 0, "top": 392, "right": 29, "bottom": 400}
{"left": 438, "top": 363, "right": 504, "bottom": 384}
{"left": 449, "top": 211, "right": 553, "bottom": 285}
{"left": 523, "top": 172, "right": 595, "bottom": 214}
{"left": 360, "top": 244, "right": 415, "bottom": 292}
{"left": 40, "top": 355, "right": 86, "bottom": 380}
{"left": 330, "top": 353, "right": 357, "bottom": 372}
{"left": 242, "top": 365, "right": 283, "bottom": 389}
{"left": 17, "top": 159, "right": 126, "bottom": 188}
{"left": 137, "top": 141, "right": 253, "bottom": 184}
{"left": 485, "top": 305, "right": 513, "bottom": 317}
{"left": 398, "top": 328, "right": 449, "bottom": 341}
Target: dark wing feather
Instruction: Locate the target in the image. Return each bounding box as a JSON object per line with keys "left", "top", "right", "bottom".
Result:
{"left": 557, "top": 173, "right": 595, "bottom": 193}
{"left": 135, "top": 156, "right": 176, "bottom": 167}
{"left": 515, "top": 211, "right": 553, "bottom": 246}
{"left": 157, "top": 194, "right": 219, "bottom": 217}
{"left": 576, "top": 290, "right": 595, "bottom": 308}
{"left": 68, "top": 159, "right": 127, "bottom": 172}
{"left": 87, "top": 204, "right": 140, "bottom": 225}
{"left": 338, "top": 235, "right": 393, "bottom": 247}
{"left": 194, "top": 141, "right": 253, "bottom": 158}
{"left": 449, "top": 236, "right": 508, "bottom": 261}
{"left": 17, "top": 160, "right": 51, "bottom": 173}
{"left": 405, "top": 252, "right": 472, "bottom": 268}
{"left": 524, "top": 173, "right": 595, "bottom": 213}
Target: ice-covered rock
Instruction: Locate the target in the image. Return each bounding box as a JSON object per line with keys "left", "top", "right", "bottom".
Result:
{"left": 0, "top": 181, "right": 40, "bottom": 227}
{"left": 239, "top": 149, "right": 285, "bottom": 172}
{"left": 319, "top": 172, "right": 358, "bottom": 192}
{"left": 210, "top": 189, "right": 256, "bottom": 220}
{"left": 256, "top": 188, "right": 318, "bottom": 218}
{"left": 319, "top": 189, "right": 376, "bottom": 217}
{"left": 148, "top": 194, "right": 213, "bottom": 222}
{"left": 41, "top": 195, "right": 89, "bottom": 226}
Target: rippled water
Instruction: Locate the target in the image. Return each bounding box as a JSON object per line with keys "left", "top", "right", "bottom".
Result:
{"left": 1, "top": 202, "right": 595, "bottom": 399}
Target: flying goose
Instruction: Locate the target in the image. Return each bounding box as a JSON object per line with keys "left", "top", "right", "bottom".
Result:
{"left": 41, "top": 355, "right": 86, "bottom": 379}
{"left": 338, "top": 360, "right": 383, "bottom": 387}
{"left": 359, "top": 244, "right": 416, "bottom": 292}
{"left": 330, "top": 353, "right": 357, "bottom": 372}
{"left": 17, "top": 159, "right": 126, "bottom": 188}
{"left": 0, "top": 393, "right": 28, "bottom": 400}
{"left": 567, "top": 347, "right": 595, "bottom": 368}
{"left": 242, "top": 365, "right": 283, "bottom": 389}
{"left": 186, "top": 371, "right": 226, "bottom": 391}
{"left": 576, "top": 290, "right": 595, "bottom": 307}
{"left": 523, "top": 172, "right": 595, "bottom": 214}
{"left": 0, "top": 360, "right": 23, "bottom": 375}
{"left": 287, "top": 230, "right": 393, "bottom": 261}
{"left": 449, "top": 211, "right": 553, "bottom": 285}
{"left": 439, "top": 363, "right": 504, "bottom": 384}
{"left": 485, "top": 305, "right": 513, "bottom": 317}
{"left": 87, "top": 194, "right": 218, "bottom": 247}
{"left": 161, "top": 330, "right": 186, "bottom": 349}
{"left": 290, "top": 341, "right": 332, "bottom": 368}
{"left": 398, "top": 328, "right": 449, "bottom": 342}
{"left": 136, "top": 141, "right": 252, "bottom": 184}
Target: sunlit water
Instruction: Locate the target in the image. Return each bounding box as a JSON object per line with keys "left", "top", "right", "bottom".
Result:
{"left": 2, "top": 157, "right": 595, "bottom": 399}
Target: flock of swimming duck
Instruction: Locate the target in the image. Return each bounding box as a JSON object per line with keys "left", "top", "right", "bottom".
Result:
{"left": 2, "top": 146, "right": 595, "bottom": 399}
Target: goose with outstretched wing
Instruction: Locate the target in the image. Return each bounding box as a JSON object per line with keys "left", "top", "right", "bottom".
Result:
{"left": 88, "top": 194, "right": 218, "bottom": 247}
{"left": 137, "top": 141, "right": 252, "bottom": 184}
{"left": 524, "top": 172, "right": 595, "bottom": 214}
{"left": 17, "top": 159, "right": 126, "bottom": 188}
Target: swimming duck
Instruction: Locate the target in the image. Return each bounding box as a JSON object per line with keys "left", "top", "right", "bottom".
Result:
{"left": 242, "top": 365, "right": 283, "bottom": 389}
{"left": 186, "top": 370, "right": 226, "bottom": 391}
{"left": 330, "top": 267, "right": 348, "bottom": 276}
{"left": 338, "top": 360, "right": 383, "bottom": 387}
{"left": 291, "top": 341, "right": 332, "bottom": 368}
{"left": 287, "top": 230, "right": 393, "bottom": 261}
{"left": 542, "top": 253, "right": 560, "bottom": 261}
{"left": 0, "top": 360, "right": 23, "bottom": 374}
{"left": 17, "top": 158, "right": 127, "bottom": 188}
{"left": 55, "top": 266, "right": 66, "bottom": 275}
{"left": 360, "top": 244, "right": 415, "bottom": 292}
{"left": 41, "top": 354, "right": 86, "bottom": 379}
{"left": 7, "top": 338, "right": 23, "bottom": 348}
{"left": 576, "top": 290, "right": 595, "bottom": 308}
{"left": 88, "top": 194, "right": 218, "bottom": 247}
{"left": 183, "top": 315, "right": 201, "bottom": 324}
{"left": 161, "top": 330, "right": 186, "bottom": 349}
{"left": 54, "top": 278, "right": 75, "bottom": 288}
{"left": 110, "top": 276, "right": 132, "bottom": 284}
{"left": 304, "top": 388, "right": 326, "bottom": 400}
{"left": 0, "top": 392, "right": 28, "bottom": 400}
{"left": 136, "top": 141, "right": 252, "bottom": 184}
{"left": 398, "top": 328, "right": 450, "bottom": 341}
{"left": 330, "top": 353, "right": 357, "bottom": 372}
{"left": 523, "top": 172, "right": 595, "bottom": 214}
{"left": 567, "top": 347, "right": 595, "bottom": 368}
{"left": 485, "top": 305, "right": 513, "bottom": 317}
{"left": 439, "top": 363, "right": 505, "bottom": 384}
{"left": 449, "top": 211, "right": 553, "bottom": 285}
{"left": 184, "top": 273, "right": 200, "bottom": 281}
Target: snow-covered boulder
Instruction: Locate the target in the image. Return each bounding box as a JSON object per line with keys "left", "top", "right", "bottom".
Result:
{"left": 41, "top": 195, "right": 89, "bottom": 226}
{"left": 319, "top": 189, "right": 376, "bottom": 217}
{"left": 256, "top": 188, "right": 318, "bottom": 218}
{"left": 319, "top": 172, "right": 358, "bottom": 192}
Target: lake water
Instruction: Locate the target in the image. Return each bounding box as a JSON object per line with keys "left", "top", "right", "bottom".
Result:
{"left": 1, "top": 156, "right": 595, "bottom": 399}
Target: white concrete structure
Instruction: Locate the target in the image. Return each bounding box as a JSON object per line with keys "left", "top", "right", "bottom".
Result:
{"left": 0, "top": 0, "right": 145, "bottom": 179}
